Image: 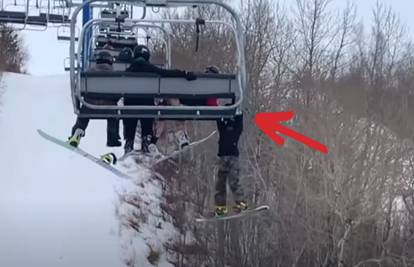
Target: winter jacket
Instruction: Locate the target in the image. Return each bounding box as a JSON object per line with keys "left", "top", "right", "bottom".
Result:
{"left": 126, "top": 58, "right": 196, "bottom": 80}
{"left": 217, "top": 113, "right": 243, "bottom": 157}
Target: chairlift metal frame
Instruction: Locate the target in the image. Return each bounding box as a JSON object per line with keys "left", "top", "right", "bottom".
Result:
{"left": 57, "top": 24, "right": 79, "bottom": 40}
{"left": 0, "top": 0, "right": 71, "bottom": 29}
{"left": 69, "top": 0, "right": 246, "bottom": 120}
{"left": 0, "top": 0, "right": 30, "bottom": 30}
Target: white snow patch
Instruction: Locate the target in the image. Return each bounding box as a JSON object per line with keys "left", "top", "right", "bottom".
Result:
{"left": 0, "top": 73, "right": 177, "bottom": 267}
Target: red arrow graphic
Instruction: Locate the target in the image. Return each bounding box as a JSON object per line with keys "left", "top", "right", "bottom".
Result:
{"left": 254, "top": 111, "right": 328, "bottom": 154}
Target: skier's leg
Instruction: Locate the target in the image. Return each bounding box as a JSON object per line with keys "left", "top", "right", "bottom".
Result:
{"left": 69, "top": 117, "right": 89, "bottom": 147}
{"left": 123, "top": 98, "right": 144, "bottom": 153}
{"left": 106, "top": 118, "right": 121, "bottom": 147}
{"left": 71, "top": 117, "right": 89, "bottom": 135}
{"left": 174, "top": 123, "right": 190, "bottom": 149}
{"left": 163, "top": 98, "right": 190, "bottom": 149}
{"left": 141, "top": 118, "right": 163, "bottom": 159}
{"left": 115, "top": 119, "right": 121, "bottom": 140}
{"left": 140, "top": 118, "right": 155, "bottom": 140}
{"left": 141, "top": 117, "right": 155, "bottom": 145}
{"left": 123, "top": 118, "right": 138, "bottom": 153}
{"left": 214, "top": 158, "right": 229, "bottom": 216}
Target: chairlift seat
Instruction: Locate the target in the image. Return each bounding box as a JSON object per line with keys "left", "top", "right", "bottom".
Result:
{"left": 26, "top": 15, "right": 47, "bottom": 26}
{"left": 0, "top": 11, "right": 47, "bottom": 26}
{"left": 100, "top": 10, "right": 129, "bottom": 19}
{"left": 41, "top": 13, "right": 70, "bottom": 24}
{"left": 77, "top": 71, "right": 238, "bottom": 119}
{"left": 0, "top": 10, "right": 26, "bottom": 23}
{"left": 96, "top": 35, "right": 136, "bottom": 45}
{"left": 96, "top": 36, "right": 136, "bottom": 50}
{"left": 80, "top": 71, "right": 237, "bottom": 96}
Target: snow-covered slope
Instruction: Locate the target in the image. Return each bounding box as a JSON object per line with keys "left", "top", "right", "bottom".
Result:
{"left": 0, "top": 73, "right": 176, "bottom": 267}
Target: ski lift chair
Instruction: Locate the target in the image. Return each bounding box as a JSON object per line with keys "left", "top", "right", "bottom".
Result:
{"left": 0, "top": 0, "right": 59, "bottom": 29}
{"left": 100, "top": 8, "right": 128, "bottom": 20}
{"left": 45, "top": 13, "right": 70, "bottom": 24}
{"left": 0, "top": 10, "right": 27, "bottom": 23}
{"left": 69, "top": 0, "right": 246, "bottom": 120}
{"left": 0, "top": 10, "right": 49, "bottom": 28}
{"left": 0, "top": 0, "right": 29, "bottom": 29}
{"left": 78, "top": 71, "right": 239, "bottom": 119}
{"left": 95, "top": 35, "right": 136, "bottom": 50}
{"left": 58, "top": 25, "right": 79, "bottom": 41}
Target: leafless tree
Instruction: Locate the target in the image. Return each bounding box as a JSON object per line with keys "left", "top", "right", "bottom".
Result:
{"left": 139, "top": 1, "right": 414, "bottom": 266}
{"left": 0, "top": 25, "right": 27, "bottom": 73}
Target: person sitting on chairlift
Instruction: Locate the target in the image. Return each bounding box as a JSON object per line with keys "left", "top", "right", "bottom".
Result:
{"left": 123, "top": 44, "right": 197, "bottom": 156}
{"left": 68, "top": 51, "right": 121, "bottom": 148}
{"left": 102, "top": 40, "right": 114, "bottom": 50}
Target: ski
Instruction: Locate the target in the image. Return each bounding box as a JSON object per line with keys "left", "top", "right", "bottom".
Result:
{"left": 195, "top": 205, "right": 269, "bottom": 222}
{"left": 37, "top": 129, "right": 130, "bottom": 179}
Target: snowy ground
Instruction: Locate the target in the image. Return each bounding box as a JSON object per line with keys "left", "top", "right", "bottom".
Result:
{"left": 0, "top": 73, "right": 176, "bottom": 267}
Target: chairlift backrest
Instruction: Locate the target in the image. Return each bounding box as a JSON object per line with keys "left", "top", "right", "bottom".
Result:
{"left": 95, "top": 35, "right": 136, "bottom": 50}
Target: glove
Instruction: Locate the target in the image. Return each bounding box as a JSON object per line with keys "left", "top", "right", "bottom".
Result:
{"left": 185, "top": 71, "right": 197, "bottom": 81}
{"left": 217, "top": 113, "right": 243, "bottom": 134}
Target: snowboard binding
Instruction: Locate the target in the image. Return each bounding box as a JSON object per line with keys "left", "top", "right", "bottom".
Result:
{"left": 100, "top": 152, "right": 117, "bottom": 165}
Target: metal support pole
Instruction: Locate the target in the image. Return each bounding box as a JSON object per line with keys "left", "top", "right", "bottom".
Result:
{"left": 82, "top": 0, "right": 91, "bottom": 71}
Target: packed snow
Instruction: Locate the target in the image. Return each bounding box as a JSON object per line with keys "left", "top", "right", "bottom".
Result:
{"left": 0, "top": 73, "right": 176, "bottom": 267}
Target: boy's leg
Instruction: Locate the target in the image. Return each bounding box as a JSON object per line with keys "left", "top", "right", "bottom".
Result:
{"left": 226, "top": 156, "right": 247, "bottom": 211}
{"left": 215, "top": 158, "right": 229, "bottom": 204}
{"left": 123, "top": 118, "right": 138, "bottom": 153}
{"left": 174, "top": 126, "right": 190, "bottom": 149}
{"left": 107, "top": 118, "right": 121, "bottom": 146}
{"left": 214, "top": 158, "right": 232, "bottom": 216}
{"left": 140, "top": 118, "right": 155, "bottom": 140}
{"left": 140, "top": 118, "right": 157, "bottom": 152}
{"left": 166, "top": 99, "right": 190, "bottom": 148}
{"left": 69, "top": 117, "right": 89, "bottom": 147}
{"left": 71, "top": 117, "right": 89, "bottom": 135}
{"left": 123, "top": 98, "right": 149, "bottom": 153}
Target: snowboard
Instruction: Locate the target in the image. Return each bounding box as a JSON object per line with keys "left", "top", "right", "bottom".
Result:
{"left": 195, "top": 205, "right": 269, "bottom": 222}
{"left": 151, "top": 130, "right": 217, "bottom": 167}
{"left": 37, "top": 129, "right": 130, "bottom": 179}
{"left": 120, "top": 130, "right": 217, "bottom": 168}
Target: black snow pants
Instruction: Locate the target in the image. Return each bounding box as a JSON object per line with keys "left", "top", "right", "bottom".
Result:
{"left": 123, "top": 98, "right": 156, "bottom": 147}
{"left": 71, "top": 117, "right": 120, "bottom": 143}
{"left": 71, "top": 96, "right": 120, "bottom": 143}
